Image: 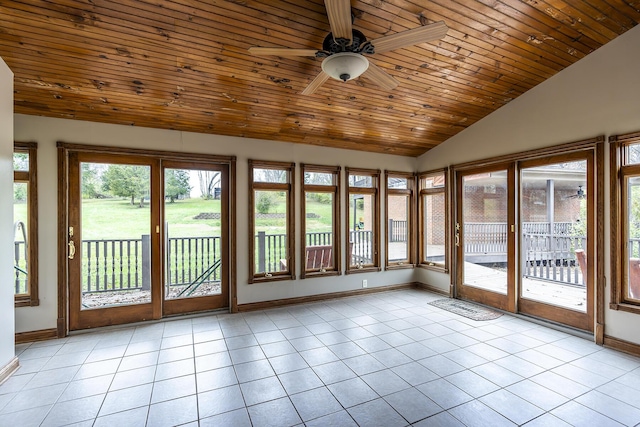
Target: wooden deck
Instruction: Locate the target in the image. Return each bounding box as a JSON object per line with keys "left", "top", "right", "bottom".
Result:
{"left": 463, "top": 262, "right": 586, "bottom": 312}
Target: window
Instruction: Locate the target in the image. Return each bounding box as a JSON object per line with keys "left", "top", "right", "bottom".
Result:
{"left": 301, "top": 164, "right": 341, "bottom": 278}
{"left": 346, "top": 168, "right": 380, "bottom": 273}
{"left": 611, "top": 132, "right": 640, "bottom": 312}
{"left": 13, "top": 142, "right": 39, "bottom": 306}
{"left": 418, "top": 169, "right": 448, "bottom": 272}
{"left": 249, "top": 160, "right": 295, "bottom": 283}
{"left": 385, "top": 171, "right": 415, "bottom": 269}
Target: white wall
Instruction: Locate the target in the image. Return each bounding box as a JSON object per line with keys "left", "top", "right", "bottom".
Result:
{"left": 0, "top": 58, "right": 15, "bottom": 366}
{"left": 417, "top": 25, "right": 640, "bottom": 344}
{"left": 13, "top": 114, "right": 417, "bottom": 333}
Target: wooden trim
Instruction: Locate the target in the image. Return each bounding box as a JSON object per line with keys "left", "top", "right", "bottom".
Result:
{"left": 57, "top": 145, "right": 68, "bottom": 337}
{"left": 13, "top": 142, "right": 39, "bottom": 307}
{"left": 385, "top": 170, "right": 415, "bottom": 269}
{"left": 453, "top": 161, "right": 515, "bottom": 312}
{"left": 595, "top": 140, "right": 605, "bottom": 342}
{"left": 300, "top": 163, "right": 341, "bottom": 278}
{"left": 248, "top": 159, "right": 295, "bottom": 283}
{"left": 236, "top": 282, "right": 418, "bottom": 312}
{"left": 417, "top": 168, "right": 448, "bottom": 271}
{"left": 516, "top": 148, "right": 598, "bottom": 332}
{"left": 159, "top": 161, "right": 230, "bottom": 316}
{"left": 453, "top": 136, "right": 605, "bottom": 170}
{"left": 345, "top": 168, "right": 381, "bottom": 272}
{"left": 56, "top": 141, "right": 235, "bottom": 164}
{"left": 0, "top": 357, "right": 19, "bottom": 386}
{"left": 603, "top": 335, "right": 640, "bottom": 357}
{"left": 230, "top": 157, "right": 237, "bottom": 313}
{"left": 15, "top": 328, "right": 58, "bottom": 344}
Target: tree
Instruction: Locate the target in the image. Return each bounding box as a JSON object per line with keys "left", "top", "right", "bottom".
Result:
{"left": 81, "top": 163, "right": 101, "bottom": 198}
{"left": 102, "top": 164, "right": 149, "bottom": 207}
{"left": 165, "top": 169, "right": 191, "bottom": 203}
{"left": 198, "top": 170, "right": 220, "bottom": 199}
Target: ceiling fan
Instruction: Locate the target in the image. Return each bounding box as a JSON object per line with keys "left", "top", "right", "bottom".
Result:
{"left": 248, "top": 0, "right": 448, "bottom": 95}
{"left": 565, "top": 185, "right": 586, "bottom": 200}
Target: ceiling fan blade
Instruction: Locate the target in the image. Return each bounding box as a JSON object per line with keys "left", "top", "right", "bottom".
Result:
{"left": 324, "top": 0, "right": 353, "bottom": 42}
{"left": 248, "top": 47, "right": 319, "bottom": 57}
{"left": 301, "top": 70, "right": 330, "bottom": 95}
{"left": 370, "top": 21, "right": 448, "bottom": 53}
{"left": 362, "top": 62, "right": 399, "bottom": 91}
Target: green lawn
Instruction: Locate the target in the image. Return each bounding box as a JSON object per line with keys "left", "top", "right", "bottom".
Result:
{"left": 78, "top": 196, "right": 335, "bottom": 240}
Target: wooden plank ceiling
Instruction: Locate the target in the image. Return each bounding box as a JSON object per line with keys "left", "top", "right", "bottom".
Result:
{"left": 1, "top": 1, "right": 638, "bottom": 157}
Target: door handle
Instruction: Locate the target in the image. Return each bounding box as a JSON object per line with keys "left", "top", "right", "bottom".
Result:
{"left": 68, "top": 240, "right": 76, "bottom": 260}
{"left": 455, "top": 233, "right": 460, "bottom": 247}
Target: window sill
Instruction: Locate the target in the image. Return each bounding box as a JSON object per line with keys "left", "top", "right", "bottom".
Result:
{"left": 249, "top": 274, "right": 295, "bottom": 284}
{"left": 301, "top": 270, "right": 340, "bottom": 279}
{"left": 385, "top": 263, "right": 415, "bottom": 271}
{"left": 418, "top": 264, "right": 449, "bottom": 274}
{"left": 346, "top": 266, "right": 381, "bottom": 275}
{"left": 15, "top": 297, "right": 39, "bottom": 308}
{"left": 610, "top": 301, "right": 640, "bottom": 314}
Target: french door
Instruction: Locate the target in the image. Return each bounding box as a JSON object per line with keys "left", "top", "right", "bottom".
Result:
{"left": 518, "top": 153, "right": 593, "bottom": 331}
{"left": 67, "top": 152, "right": 229, "bottom": 330}
{"left": 455, "top": 153, "right": 594, "bottom": 331}
{"left": 455, "top": 163, "right": 516, "bottom": 312}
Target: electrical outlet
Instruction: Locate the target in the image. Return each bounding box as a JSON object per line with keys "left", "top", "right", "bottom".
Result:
{"left": 362, "top": 279, "right": 368, "bottom": 288}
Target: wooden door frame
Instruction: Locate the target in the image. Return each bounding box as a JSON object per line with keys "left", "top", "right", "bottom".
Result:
{"left": 450, "top": 136, "right": 604, "bottom": 335}
{"left": 161, "top": 160, "right": 230, "bottom": 316}
{"left": 67, "top": 151, "right": 161, "bottom": 330}
{"left": 517, "top": 151, "right": 595, "bottom": 332}
{"left": 57, "top": 142, "right": 236, "bottom": 335}
{"left": 454, "top": 162, "right": 516, "bottom": 313}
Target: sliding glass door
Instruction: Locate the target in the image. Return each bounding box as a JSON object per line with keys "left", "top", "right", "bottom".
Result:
{"left": 455, "top": 164, "right": 516, "bottom": 312}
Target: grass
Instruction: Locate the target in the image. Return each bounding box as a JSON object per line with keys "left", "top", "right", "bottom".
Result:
{"left": 78, "top": 196, "right": 336, "bottom": 240}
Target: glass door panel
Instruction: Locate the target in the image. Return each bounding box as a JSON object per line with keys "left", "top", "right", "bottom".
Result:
{"left": 456, "top": 165, "right": 515, "bottom": 312}
{"left": 81, "top": 162, "right": 152, "bottom": 309}
{"left": 164, "top": 168, "right": 222, "bottom": 300}
{"left": 518, "top": 155, "right": 593, "bottom": 331}
{"left": 162, "top": 163, "right": 228, "bottom": 316}
{"left": 68, "top": 153, "right": 159, "bottom": 330}
{"left": 520, "top": 161, "right": 587, "bottom": 311}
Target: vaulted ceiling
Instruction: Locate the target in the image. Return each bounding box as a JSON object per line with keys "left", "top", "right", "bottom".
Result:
{"left": 1, "top": 1, "right": 638, "bottom": 156}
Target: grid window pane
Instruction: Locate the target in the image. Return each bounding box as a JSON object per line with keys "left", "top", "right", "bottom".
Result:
{"left": 13, "top": 182, "right": 29, "bottom": 296}
{"left": 254, "top": 190, "right": 289, "bottom": 273}
{"left": 423, "top": 192, "right": 446, "bottom": 265}
{"left": 627, "top": 176, "right": 640, "bottom": 301}
{"left": 305, "top": 192, "right": 334, "bottom": 270}
{"left": 388, "top": 194, "right": 409, "bottom": 262}
{"left": 388, "top": 177, "right": 408, "bottom": 189}
{"left": 13, "top": 152, "right": 29, "bottom": 172}
{"left": 626, "top": 143, "right": 640, "bottom": 165}
{"left": 420, "top": 173, "right": 445, "bottom": 189}
{"left": 304, "top": 172, "right": 333, "bottom": 186}
{"left": 349, "top": 175, "right": 373, "bottom": 188}
{"left": 349, "top": 193, "right": 374, "bottom": 267}
{"left": 253, "top": 168, "right": 287, "bottom": 183}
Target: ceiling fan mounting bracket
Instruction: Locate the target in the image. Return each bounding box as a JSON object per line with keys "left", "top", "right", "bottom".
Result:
{"left": 317, "top": 29, "right": 375, "bottom": 58}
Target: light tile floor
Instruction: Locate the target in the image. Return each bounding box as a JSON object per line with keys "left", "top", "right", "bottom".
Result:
{"left": 2, "top": 289, "right": 640, "bottom": 426}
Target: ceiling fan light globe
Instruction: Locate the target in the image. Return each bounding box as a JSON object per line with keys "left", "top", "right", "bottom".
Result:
{"left": 321, "top": 52, "right": 369, "bottom": 82}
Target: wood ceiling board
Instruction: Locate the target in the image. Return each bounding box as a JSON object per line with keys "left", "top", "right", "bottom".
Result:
{"left": 1, "top": 0, "right": 637, "bottom": 156}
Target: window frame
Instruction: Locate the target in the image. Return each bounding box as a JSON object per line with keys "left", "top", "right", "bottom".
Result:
{"left": 13, "top": 142, "right": 39, "bottom": 307}
{"left": 300, "top": 164, "right": 341, "bottom": 278}
{"left": 611, "top": 131, "right": 640, "bottom": 313}
{"left": 418, "top": 168, "right": 449, "bottom": 273}
{"left": 248, "top": 159, "right": 295, "bottom": 283}
{"left": 385, "top": 170, "right": 415, "bottom": 270}
{"left": 345, "top": 168, "right": 381, "bottom": 274}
